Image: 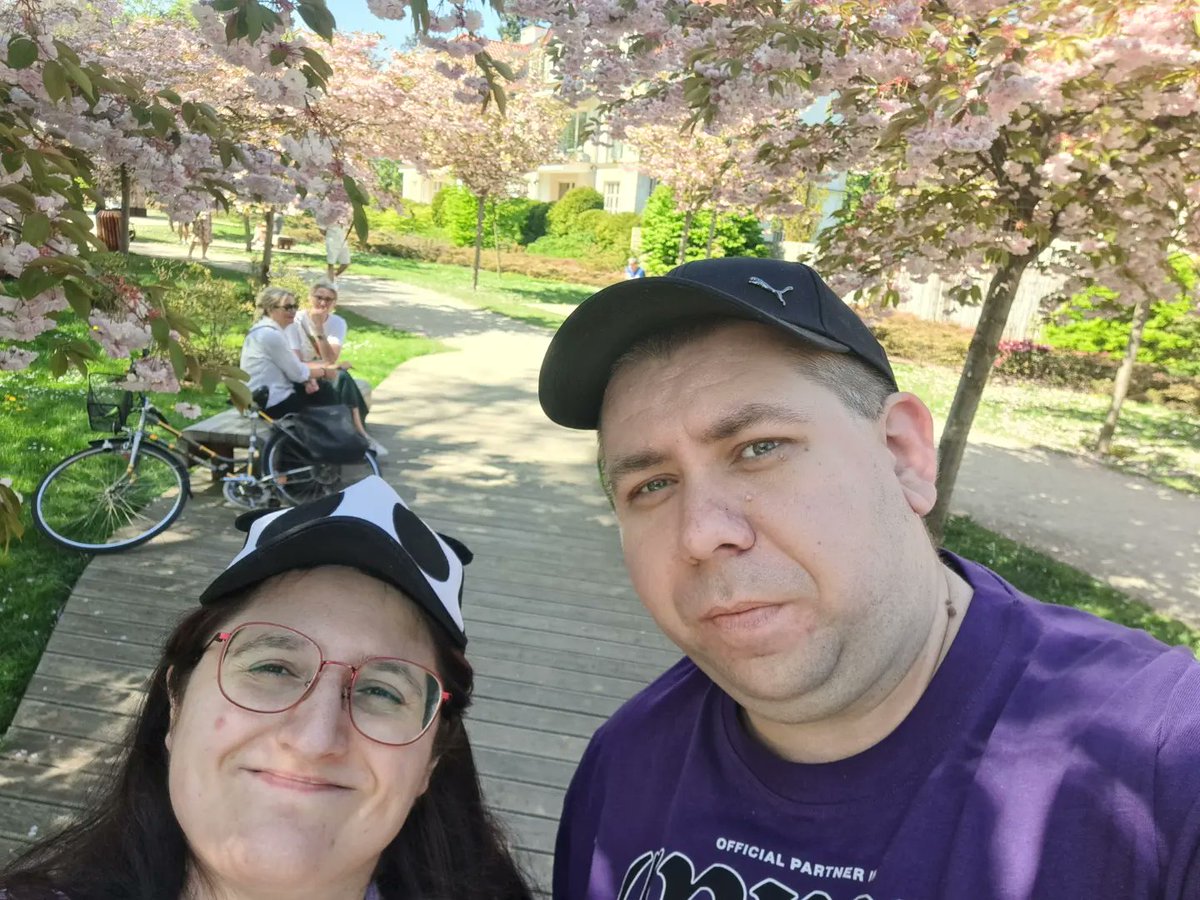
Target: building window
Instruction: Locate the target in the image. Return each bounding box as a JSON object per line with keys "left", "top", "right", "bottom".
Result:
{"left": 603, "top": 181, "right": 621, "bottom": 213}
{"left": 558, "top": 112, "right": 589, "bottom": 154}
{"left": 610, "top": 140, "right": 625, "bottom": 162}
{"left": 557, "top": 181, "right": 577, "bottom": 200}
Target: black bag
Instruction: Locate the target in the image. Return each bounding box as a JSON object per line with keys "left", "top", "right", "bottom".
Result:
{"left": 288, "top": 405, "right": 369, "bottom": 464}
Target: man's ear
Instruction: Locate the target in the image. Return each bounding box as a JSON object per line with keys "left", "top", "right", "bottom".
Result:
{"left": 881, "top": 392, "right": 938, "bottom": 516}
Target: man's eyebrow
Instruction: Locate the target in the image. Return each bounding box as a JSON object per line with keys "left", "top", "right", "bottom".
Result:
{"left": 701, "top": 402, "right": 812, "bottom": 444}
{"left": 603, "top": 403, "right": 811, "bottom": 488}
{"left": 604, "top": 448, "right": 669, "bottom": 487}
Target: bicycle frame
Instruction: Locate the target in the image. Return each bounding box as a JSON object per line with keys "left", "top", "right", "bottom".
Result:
{"left": 106, "top": 394, "right": 278, "bottom": 486}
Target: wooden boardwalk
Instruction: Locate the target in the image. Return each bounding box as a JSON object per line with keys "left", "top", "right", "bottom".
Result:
{"left": 0, "top": 283, "right": 679, "bottom": 894}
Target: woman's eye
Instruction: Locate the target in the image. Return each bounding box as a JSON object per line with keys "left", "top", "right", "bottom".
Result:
{"left": 246, "top": 662, "right": 299, "bottom": 678}
{"left": 356, "top": 683, "right": 407, "bottom": 706}
{"left": 741, "top": 440, "right": 781, "bottom": 459}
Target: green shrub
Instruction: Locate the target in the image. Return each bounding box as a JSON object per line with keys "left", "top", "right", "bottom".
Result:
{"left": 594, "top": 212, "right": 640, "bottom": 252}
{"left": 279, "top": 212, "right": 322, "bottom": 244}
{"left": 1042, "top": 254, "right": 1199, "bottom": 378}
{"left": 493, "top": 198, "right": 550, "bottom": 247}
{"left": 521, "top": 201, "right": 551, "bottom": 245}
{"left": 546, "top": 187, "right": 603, "bottom": 236}
{"left": 157, "top": 260, "right": 254, "bottom": 368}
{"left": 439, "top": 186, "right": 483, "bottom": 247}
{"left": 639, "top": 185, "right": 767, "bottom": 274}
{"left": 526, "top": 233, "right": 625, "bottom": 269}
{"left": 365, "top": 203, "right": 440, "bottom": 240}
{"left": 574, "top": 209, "right": 608, "bottom": 239}
{"left": 431, "top": 186, "right": 450, "bottom": 227}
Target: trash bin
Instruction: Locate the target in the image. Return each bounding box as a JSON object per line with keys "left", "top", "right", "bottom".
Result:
{"left": 96, "top": 211, "right": 123, "bottom": 251}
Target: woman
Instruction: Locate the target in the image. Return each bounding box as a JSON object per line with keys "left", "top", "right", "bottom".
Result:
{"left": 241, "top": 286, "right": 385, "bottom": 455}
{"left": 0, "top": 476, "right": 532, "bottom": 900}
{"left": 286, "top": 281, "right": 381, "bottom": 455}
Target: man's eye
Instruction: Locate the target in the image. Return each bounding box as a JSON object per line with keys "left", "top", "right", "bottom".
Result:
{"left": 741, "top": 440, "right": 781, "bottom": 459}
{"left": 635, "top": 477, "right": 671, "bottom": 495}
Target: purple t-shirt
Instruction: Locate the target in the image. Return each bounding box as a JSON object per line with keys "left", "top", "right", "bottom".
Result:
{"left": 554, "top": 553, "right": 1200, "bottom": 899}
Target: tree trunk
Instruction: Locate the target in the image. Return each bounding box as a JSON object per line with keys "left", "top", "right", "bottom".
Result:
{"left": 243, "top": 211, "right": 253, "bottom": 251}
{"left": 705, "top": 211, "right": 718, "bottom": 259}
{"left": 492, "top": 201, "right": 502, "bottom": 277}
{"left": 1096, "top": 293, "right": 1153, "bottom": 456}
{"left": 678, "top": 209, "right": 694, "bottom": 265}
{"left": 472, "top": 194, "right": 485, "bottom": 290}
{"left": 258, "top": 209, "right": 274, "bottom": 285}
{"left": 927, "top": 253, "right": 1035, "bottom": 542}
{"left": 118, "top": 165, "right": 131, "bottom": 255}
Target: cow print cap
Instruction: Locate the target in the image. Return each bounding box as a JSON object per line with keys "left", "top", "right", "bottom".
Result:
{"left": 199, "top": 475, "right": 472, "bottom": 647}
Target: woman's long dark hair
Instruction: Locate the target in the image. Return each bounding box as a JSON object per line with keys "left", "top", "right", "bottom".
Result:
{"left": 0, "top": 588, "right": 534, "bottom": 900}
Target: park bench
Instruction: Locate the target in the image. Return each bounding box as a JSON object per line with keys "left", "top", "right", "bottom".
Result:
{"left": 182, "top": 380, "right": 373, "bottom": 460}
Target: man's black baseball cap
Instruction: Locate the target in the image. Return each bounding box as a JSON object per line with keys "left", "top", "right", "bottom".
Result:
{"left": 539, "top": 257, "right": 898, "bottom": 429}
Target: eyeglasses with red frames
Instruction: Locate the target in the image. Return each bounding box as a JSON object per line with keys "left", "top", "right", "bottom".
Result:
{"left": 207, "top": 622, "right": 451, "bottom": 746}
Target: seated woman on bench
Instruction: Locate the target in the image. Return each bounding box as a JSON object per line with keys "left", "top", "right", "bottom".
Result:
{"left": 285, "top": 281, "right": 382, "bottom": 456}
{"left": 240, "top": 286, "right": 386, "bottom": 457}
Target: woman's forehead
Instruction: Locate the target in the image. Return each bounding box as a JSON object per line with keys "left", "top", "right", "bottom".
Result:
{"left": 238, "top": 569, "right": 434, "bottom": 645}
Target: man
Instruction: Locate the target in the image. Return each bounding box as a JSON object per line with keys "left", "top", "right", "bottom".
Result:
{"left": 538, "top": 258, "right": 1200, "bottom": 900}
{"left": 624, "top": 256, "right": 646, "bottom": 279}
{"left": 325, "top": 219, "right": 352, "bottom": 283}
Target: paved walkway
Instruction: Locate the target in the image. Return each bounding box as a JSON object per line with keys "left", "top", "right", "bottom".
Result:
{"left": 1, "top": 267, "right": 1196, "bottom": 888}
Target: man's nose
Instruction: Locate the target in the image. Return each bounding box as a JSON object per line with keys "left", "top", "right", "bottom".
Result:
{"left": 677, "top": 480, "right": 755, "bottom": 564}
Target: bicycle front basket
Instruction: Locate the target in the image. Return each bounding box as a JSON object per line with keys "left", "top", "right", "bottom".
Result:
{"left": 86, "top": 377, "right": 134, "bottom": 433}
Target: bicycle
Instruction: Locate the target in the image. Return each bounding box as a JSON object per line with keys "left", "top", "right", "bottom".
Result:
{"left": 32, "top": 376, "right": 380, "bottom": 553}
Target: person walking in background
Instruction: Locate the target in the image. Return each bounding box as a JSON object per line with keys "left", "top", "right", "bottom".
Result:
{"left": 187, "top": 211, "right": 211, "bottom": 260}
{"left": 325, "top": 220, "right": 352, "bottom": 284}
{"left": 623, "top": 257, "right": 645, "bottom": 279}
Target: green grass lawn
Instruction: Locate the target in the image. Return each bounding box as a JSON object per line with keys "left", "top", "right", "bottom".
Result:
{"left": 944, "top": 516, "right": 1200, "bottom": 653}
{"left": 0, "top": 262, "right": 445, "bottom": 736}
{"left": 894, "top": 361, "right": 1199, "bottom": 494}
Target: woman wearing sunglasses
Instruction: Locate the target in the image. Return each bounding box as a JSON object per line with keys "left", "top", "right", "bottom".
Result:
{"left": 286, "top": 280, "right": 386, "bottom": 457}
{"left": 240, "top": 287, "right": 376, "bottom": 450}
{"left": 0, "top": 476, "right": 533, "bottom": 900}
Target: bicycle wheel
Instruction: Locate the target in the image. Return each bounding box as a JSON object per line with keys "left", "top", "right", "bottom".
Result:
{"left": 33, "top": 443, "right": 189, "bottom": 553}
{"left": 262, "top": 428, "right": 380, "bottom": 507}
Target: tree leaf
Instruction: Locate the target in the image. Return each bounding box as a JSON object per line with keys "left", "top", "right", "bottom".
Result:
{"left": 297, "top": 2, "right": 336, "bottom": 41}
{"left": 1, "top": 150, "right": 23, "bottom": 174}
{"left": 351, "top": 200, "right": 369, "bottom": 244}
{"left": 42, "top": 60, "right": 70, "bottom": 103}
{"left": 222, "top": 376, "right": 252, "bottom": 410}
{"left": 59, "top": 56, "right": 94, "bottom": 100}
{"left": 20, "top": 212, "right": 52, "bottom": 246}
{"left": 63, "top": 280, "right": 93, "bottom": 317}
{"left": 168, "top": 339, "right": 187, "bottom": 379}
{"left": 49, "top": 349, "right": 68, "bottom": 378}
{"left": 341, "top": 174, "right": 368, "bottom": 205}
{"left": 150, "top": 316, "right": 170, "bottom": 346}
{"left": 0, "top": 184, "right": 38, "bottom": 211}
{"left": 6, "top": 36, "right": 37, "bottom": 70}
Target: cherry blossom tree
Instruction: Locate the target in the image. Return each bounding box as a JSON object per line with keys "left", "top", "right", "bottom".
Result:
{"left": 396, "top": 47, "right": 566, "bottom": 287}
{"left": 527, "top": 0, "right": 1200, "bottom": 539}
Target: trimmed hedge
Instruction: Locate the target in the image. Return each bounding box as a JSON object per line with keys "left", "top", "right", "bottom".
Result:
{"left": 547, "top": 186, "right": 603, "bottom": 236}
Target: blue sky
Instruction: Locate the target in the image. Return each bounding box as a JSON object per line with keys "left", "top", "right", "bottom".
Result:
{"left": 330, "top": 1, "right": 505, "bottom": 46}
